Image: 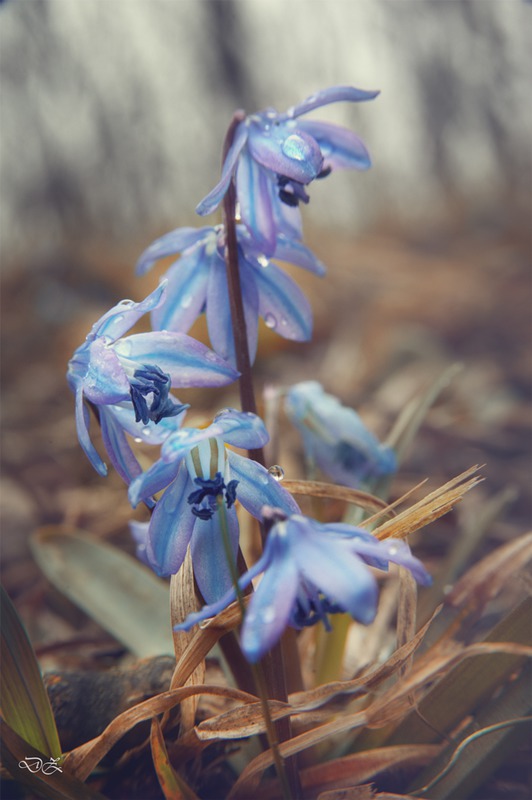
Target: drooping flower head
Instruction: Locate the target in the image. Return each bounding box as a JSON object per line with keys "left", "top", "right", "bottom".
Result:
{"left": 285, "top": 381, "right": 396, "bottom": 487}
{"left": 197, "top": 86, "right": 379, "bottom": 255}
{"left": 176, "top": 511, "right": 431, "bottom": 663}
{"left": 128, "top": 409, "right": 300, "bottom": 603}
{"left": 67, "top": 283, "right": 238, "bottom": 480}
{"left": 135, "top": 225, "right": 325, "bottom": 366}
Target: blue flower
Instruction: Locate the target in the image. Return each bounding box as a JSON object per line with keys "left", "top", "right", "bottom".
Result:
{"left": 285, "top": 381, "right": 396, "bottom": 487}
{"left": 135, "top": 225, "right": 325, "bottom": 366}
{"left": 197, "top": 86, "right": 379, "bottom": 255}
{"left": 67, "top": 284, "right": 239, "bottom": 480}
{"left": 176, "top": 513, "right": 431, "bottom": 663}
{"left": 128, "top": 409, "right": 300, "bottom": 603}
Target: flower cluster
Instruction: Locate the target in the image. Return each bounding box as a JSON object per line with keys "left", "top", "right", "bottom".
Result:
{"left": 68, "top": 86, "right": 430, "bottom": 664}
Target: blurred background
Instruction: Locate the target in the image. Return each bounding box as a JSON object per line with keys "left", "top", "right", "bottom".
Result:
{"left": 1, "top": 0, "right": 530, "bottom": 264}
{"left": 1, "top": 0, "right": 531, "bottom": 704}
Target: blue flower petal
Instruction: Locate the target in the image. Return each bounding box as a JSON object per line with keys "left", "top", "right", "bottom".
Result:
{"left": 205, "top": 257, "right": 236, "bottom": 365}
{"left": 190, "top": 504, "right": 240, "bottom": 604}
{"left": 99, "top": 407, "right": 142, "bottom": 486}
{"left": 135, "top": 227, "right": 212, "bottom": 276}
{"left": 247, "top": 120, "right": 323, "bottom": 184}
{"left": 196, "top": 122, "right": 249, "bottom": 215}
{"left": 75, "top": 386, "right": 107, "bottom": 477}
{"left": 129, "top": 520, "right": 150, "bottom": 566}
{"left": 273, "top": 235, "right": 326, "bottom": 276}
{"left": 227, "top": 451, "right": 300, "bottom": 517}
{"left": 128, "top": 456, "right": 181, "bottom": 507}
{"left": 106, "top": 401, "right": 185, "bottom": 447}
{"left": 150, "top": 247, "right": 210, "bottom": 333}
{"left": 91, "top": 283, "right": 167, "bottom": 342}
{"left": 211, "top": 409, "right": 269, "bottom": 450}
{"left": 114, "top": 331, "right": 239, "bottom": 387}
{"left": 236, "top": 154, "right": 277, "bottom": 257}
{"left": 83, "top": 339, "right": 130, "bottom": 405}
{"left": 241, "top": 534, "right": 299, "bottom": 662}
{"left": 288, "top": 86, "right": 380, "bottom": 118}
{"left": 290, "top": 518, "right": 378, "bottom": 624}
{"left": 146, "top": 465, "right": 196, "bottom": 576}
{"left": 252, "top": 259, "right": 312, "bottom": 341}
{"left": 297, "top": 120, "right": 372, "bottom": 171}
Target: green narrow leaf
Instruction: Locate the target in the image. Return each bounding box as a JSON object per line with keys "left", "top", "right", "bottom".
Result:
{"left": 0, "top": 585, "right": 62, "bottom": 758}
{"left": 30, "top": 526, "right": 173, "bottom": 658}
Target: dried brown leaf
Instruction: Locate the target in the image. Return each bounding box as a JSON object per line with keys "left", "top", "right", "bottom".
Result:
{"left": 63, "top": 683, "right": 256, "bottom": 781}
{"left": 150, "top": 717, "right": 200, "bottom": 800}
{"left": 170, "top": 550, "right": 205, "bottom": 732}
{"left": 282, "top": 479, "right": 392, "bottom": 515}
{"left": 228, "top": 641, "right": 532, "bottom": 797}
{"left": 302, "top": 744, "right": 440, "bottom": 798}
{"left": 444, "top": 530, "right": 532, "bottom": 611}
{"left": 372, "top": 467, "right": 482, "bottom": 541}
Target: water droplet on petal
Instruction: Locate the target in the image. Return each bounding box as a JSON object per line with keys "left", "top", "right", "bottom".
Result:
{"left": 141, "top": 426, "right": 151, "bottom": 437}
{"left": 262, "top": 606, "right": 276, "bottom": 624}
{"left": 181, "top": 295, "right": 192, "bottom": 308}
{"left": 214, "top": 408, "right": 232, "bottom": 420}
{"left": 113, "top": 314, "right": 125, "bottom": 324}
{"left": 234, "top": 203, "right": 242, "bottom": 222}
{"left": 118, "top": 299, "right": 135, "bottom": 307}
{"left": 388, "top": 545, "right": 398, "bottom": 555}
{"left": 118, "top": 339, "right": 133, "bottom": 356}
{"left": 264, "top": 313, "right": 277, "bottom": 329}
{"left": 281, "top": 134, "right": 312, "bottom": 162}
{"left": 268, "top": 465, "right": 285, "bottom": 481}
{"left": 205, "top": 350, "right": 220, "bottom": 363}
{"left": 257, "top": 254, "right": 269, "bottom": 268}
{"left": 134, "top": 437, "right": 143, "bottom": 443}
{"left": 281, "top": 318, "right": 288, "bottom": 327}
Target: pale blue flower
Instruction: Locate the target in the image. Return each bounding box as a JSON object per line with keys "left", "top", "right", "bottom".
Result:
{"left": 285, "top": 381, "right": 396, "bottom": 487}
{"left": 176, "top": 512, "right": 431, "bottom": 662}
{"left": 67, "top": 284, "right": 238, "bottom": 480}
{"left": 128, "top": 409, "right": 300, "bottom": 603}
{"left": 135, "top": 225, "right": 325, "bottom": 365}
{"left": 197, "top": 86, "right": 379, "bottom": 255}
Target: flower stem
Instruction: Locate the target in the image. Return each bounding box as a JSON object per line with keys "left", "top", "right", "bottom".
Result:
{"left": 221, "top": 113, "right": 302, "bottom": 798}
{"left": 221, "top": 112, "right": 264, "bottom": 465}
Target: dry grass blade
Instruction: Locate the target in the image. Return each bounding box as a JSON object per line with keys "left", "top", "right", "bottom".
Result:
{"left": 372, "top": 467, "right": 482, "bottom": 541}
{"left": 282, "top": 479, "right": 393, "bottom": 515}
{"left": 301, "top": 744, "right": 441, "bottom": 799}
{"left": 170, "top": 551, "right": 205, "bottom": 732}
{"left": 361, "top": 480, "right": 428, "bottom": 528}
{"left": 228, "top": 641, "right": 532, "bottom": 798}
{"left": 253, "top": 745, "right": 440, "bottom": 800}
{"left": 199, "top": 612, "right": 439, "bottom": 745}
{"left": 150, "top": 717, "right": 200, "bottom": 800}
{"left": 170, "top": 598, "right": 246, "bottom": 688}
{"left": 396, "top": 569, "right": 418, "bottom": 678}
{"left": 445, "top": 530, "right": 532, "bottom": 611}
{"left": 63, "top": 683, "right": 256, "bottom": 781}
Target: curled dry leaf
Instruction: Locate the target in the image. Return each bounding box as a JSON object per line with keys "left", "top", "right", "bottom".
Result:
{"left": 444, "top": 530, "right": 532, "bottom": 611}
{"left": 228, "top": 641, "right": 532, "bottom": 798}
{"left": 282, "top": 479, "right": 393, "bottom": 515}
{"left": 63, "top": 683, "right": 256, "bottom": 782}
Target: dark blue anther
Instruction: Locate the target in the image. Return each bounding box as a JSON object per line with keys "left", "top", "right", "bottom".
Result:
{"left": 277, "top": 175, "right": 310, "bottom": 207}
{"left": 129, "top": 364, "right": 186, "bottom": 425}
{"left": 316, "top": 166, "right": 332, "bottom": 179}
{"left": 335, "top": 441, "right": 367, "bottom": 473}
{"left": 186, "top": 472, "right": 239, "bottom": 519}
